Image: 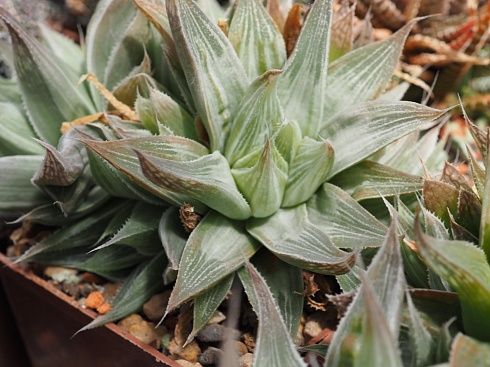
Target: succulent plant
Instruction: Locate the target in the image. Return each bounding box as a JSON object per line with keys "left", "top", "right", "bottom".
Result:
{"left": 2, "top": 0, "right": 489, "bottom": 366}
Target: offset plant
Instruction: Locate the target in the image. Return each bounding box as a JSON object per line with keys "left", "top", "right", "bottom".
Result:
{"left": 0, "top": 0, "right": 488, "bottom": 366}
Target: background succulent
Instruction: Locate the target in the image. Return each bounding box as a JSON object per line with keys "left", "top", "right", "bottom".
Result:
{"left": 1, "top": 0, "right": 490, "bottom": 366}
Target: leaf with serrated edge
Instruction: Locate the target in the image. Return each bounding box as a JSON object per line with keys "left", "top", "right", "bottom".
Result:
{"left": 166, "top": 0, "right": 249, "bottom": 151}
{"left": 136, "top": 150, "right": 251, "bottom": 220}
{"left": 238, "top": 260, "right": 307, "bottom": 367}
{"left": 480, "top": 139, "right": 490, "bottom": 259}
{"left": 307, "top": 183, "right": 387, "bottom": 248}
{"left": 450, "top": 334, "right": 490, "bottom": 366}
{"left": 406, "top": 290, "right": 436, "bottom": 367}
{"left": 415, "top": 217, "right": 490, "bottom": 341}
{"left": 277, "top": 0, "right": 332, "bottom": 137}
{"left": 187, "top": 274, "right": 234, "bottom": 344}
{"left": 228, "top": 0, "right": 286, "bottom": 79}
{"left": 323, "top": 20, "right": 416, "bottom": 121}
{"left": 247, "top": 204, "right": 356, "bottom": 275}
{"left": 166, "top": 211, "right": 261, "bottom": 313}
{"left": 225, "top": 70, "right": 284, "bottom": 166}
{"left": 0, "top": 156, "right": 49, "bottom": 213}
{"left": 282, "top": 137, "right": 334, "bottom": 207}
{"left": 325, "top": 217, "right": 405, "bottom": 366}
{"left": 0, "top": 9, "right": 94, "bottom": 145}
{"left": 423, "top": 179, "right": 459, "bottom": 228}
{"left": 321, "top": 101, "right": 447, "bottom": 178}
{"left": 77, "top": 252, "right": 166, "bottom": 333}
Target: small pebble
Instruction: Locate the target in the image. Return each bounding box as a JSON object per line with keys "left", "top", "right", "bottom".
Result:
{"left": 199, "top": 347, "right": 223, "bottom": 366}
{"left": 81, "top": 272, "right": 101, "bottom": 284}
{"left": 142, "top": 290, "right": 171, "bottom": 322}
{"left": 207, "top": 310, "right": 226, "bottom": 325}
{"left": 85, "top": 291, "right": 105, "bottom": 309}
{"left": 62, "top": 282, "right": 80, "bottom": 298}
{"left": 118, "top": 314, "right": 165, "bottom": 348}
{"left": 239, "top": 353, "right": 254, "bottom": 367}
{"left": 44, "top": 266, "right": 78, "bottom": 281}
{"left": 97, "top": 302, "right": 111, "bottom": 315}
{"left": 168, "top": 338, "right": 201, "bottom": 363}
{"left": 241, "top": 333, "right": 256, "bottom": 353}
{"left": 102, "top": 283, "right": 121, "bottom": 301}
{"left": 175, "top": 360, "right": 202, "bottom": 367}
{"left": 234, "top": 341, "right": 248, "bottom": 357}
{"left": 197, "top": 324, "right": 240, "bottom": 343}
{"left": 304, "top": 311, "right": 330, "bottom": 341}
{"left": 80, "top": 283, "right": 96, "bottom": 297}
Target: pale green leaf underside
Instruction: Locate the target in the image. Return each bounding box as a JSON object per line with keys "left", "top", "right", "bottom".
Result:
{"left": 166, "top": 211, "right": 261, "bottom": 312}
{"left": 307, "top": 183, "right": 387, "bottom": 248}
{"left": 450, "top": 334, "right": 490, "bottom": 366}
{"left": 321, "top": 101, "right": 446, "bottom": 177}
{"left": 247, "top": 205, "right": 357, "bottom": 275}
{"left": 239, "top": 261, "right": 307, "bottom": 367}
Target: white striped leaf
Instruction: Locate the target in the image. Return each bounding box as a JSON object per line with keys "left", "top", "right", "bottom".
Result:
{"left": 307, "top": 183, "right": 387, "bottom": 248}
{"left": 320, "top": 101, "right": 447, "bottom": 178}
{"left": 238, "top": 260, "right": 307, "bottom": 367}
{"left": 166, "top": 211, "right": 261, "bottom": 312}
{"left": 323, "top": 20, "right": 416, "bottom": 122}
{"left": 166, "top": 0, "right": 249, "bottom": 151}
{"left": 277, "top": 0, "right": 332, "bottom": 137}
{"left": 136, "top": 150, "right": 251, "bottom": 220}
{"left": 0, "top": 9, "right": 95, "bottom": 145}
{"left": 247, "top": 204, "right": 357, "bottom": 275}
{"left": 228, "top": 0, "right": 286, "bottom": 79}
{"left": 282, "top": 137, "right": 334, "bottom": 207}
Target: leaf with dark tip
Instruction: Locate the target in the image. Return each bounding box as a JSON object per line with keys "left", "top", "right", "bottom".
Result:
{"left": 158, "top": 207, "right": 188, "bottom": 284}
{"left": 238, "top": 260, "right": 307, "bottom": 367}
{"left": 77, "top": 252, "right": 167, "bottom": 332}
{"left": 247, "top": 205, "right": 357, "bottom": 275}
{"left": 94, "top": 202, "right": 164, "bottom": 256}
{"left": 467, "top": 147, "right": 485, "bottom": 200}
{"left": 111, "top": 71, "right": 157, "bottom": 109}
{"left": 456, "top": 188, "right": 481, "bottom": 238}
{"left": 278, "top": 0, "right": 332, "bottom": 137}
{"left": 450, "top": 212, "right": 479, "bottom": 243}
{"left": 136, "top": 150, "right": 251, "bottom": 220}
{"left": 187, "top": 274, "right": 234, "bottom": 344}
{"left": 449, "top": 334, "right": 490, "bottom": 366}
{"left": 0, "top": 8, "right": 95, "bottom": 145}
{"left": 321, "top": 101, "right": 447, "bottom": 177}
{"left": 105, "top": 114, "right": 153, "bottom": 139}
{"left": 166, "top": 0, "right": 249, "bottom": 151}
{"left": 415, "top": 218, "right": 490, "bottom": 342}
{"left": 331, "top": 160, "right": 423, "bottom": 201}
{"left": 166, "top": 211, "right": 261, "bottom": 313}
{"left": 323, "top": 20, "right": 416, "bottom": 120}
{"left": 423, "top": 179, "right": 459, "bottom": 228}
{"left": 0, "top": 156, "right": 49, "bottom": 214}
{"left": 307, "top": 183, "right": 387, "bottom": 248}
{"left": 440, "top": 162, "right": 472, "bottom": 191}
{"left": 228, "top": 0, "right": 286, "bottom": 79}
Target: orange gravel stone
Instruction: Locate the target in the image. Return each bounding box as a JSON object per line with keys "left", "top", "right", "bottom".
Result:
{"left": 85, "top": 291, "right": 104, "bottom": 309}
{"left": 97, "top": 302, "right": 111, "bottom": 315}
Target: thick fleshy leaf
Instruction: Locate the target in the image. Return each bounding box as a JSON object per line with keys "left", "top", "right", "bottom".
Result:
{"left": 468, "top": 148, "right": 485, "bottom": 200}
{"left": 441, "top": 162, "right": 472, "bottom": 191}
{"left": 331, "top": 160, "right": 423, "bottom": 201}
{"left": 135, "top": 89, "right": 197, "bottom": 139}
{"left": 82, "top": 136, "right": 208, "bottom": 208}
{"left": 94, "top": 202, "right": 164, "bottom": 256}
{"left": 0, "top": 9, "right": 94, "bottom": 145}
{"left": 449, "top": 334, "right": 490, "bottom": 366}
{"left": 325, "top": 218, "right": 405, "bottom": 366}
{"left": 136, "top": 150, "right": 251, "bottom": 220}
{"left": 273, "top": 120, "right": 302, "bottom": 164}
{"left": 329, "top": 1, "right": 354, "bottom": 62}
{"left": 18, "top": 200, "right": 128, "bottom": 262}
{"left": 225, "top": 70, "right": 284, "bottom": 166}
{"left": 238, "top": 260, "right": 307, "bottom": 367}
{"left": 105, "top": 114, "right": 153, "bottom": 139}
{"left": 196, "top": 0, "right": 224, "bottom": 21}
{"left": 249, "top": 249, "right": 303, "bottom": 337}
{"left": 232, "top": 140, "right": 288, "bottom": 218}
{"left": 321, "top": 101, "right": 447, "bottom": 177}
{"left": 86, "top": 0, "right": 151, "bottom": 109}
{"left": 0, "top": 102, "right": 43, "bottom": 156}
{"left": 247, "top": 204, "right": 357, "bottom": 275}
{"left": 457, "top": 188, "right": 481, "bottom": 238}
{"left": 166, "top": 0, "right": 249, "bottom": 151}
{"left": 0, "top": 79, "right": 22, "bottom": 104}
{"left": 480, "top": 144, "right": 490, "bottom": 259}
{"left": 111, "top": 69, "right": 156, "bottom": 108}
{"left": 77, "top": 252, "right": 166, "bottom": 332}
{"left": 406, "top": 291, "right": 436, "bottom": 367}
{"left": 323, "top": 20, "right": 416, "bottom": 120}
{"left": 423, "top": 179, "right": 459, "bottom": 228}
{"left": 464, "top": 112, "right": 487, "bottom": 163}
{"left": 166, "top": 211, "right": 261, "bottom": 313}
{"left": 277, "top": 0, "right": 332, "bottom": 137}
{"left": 188, "top": 274, "right": 234, "bottom": 344}
{"left": 306, "top": 183, "right": 387, "bottom": 248}
{"left": 228, "top": 0, "right": 286, "bottom": 79}
{"left": 282, "top": 137, "right": 334, "bottom": 207}
{"left": 415, "top": 219, "right": 490, "bottom": 342}
{"left": 0, "top": 155, "right": 49, "bottom": 213}
{"left": 158, "top": 207, "right": 188, "bottom": 284}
